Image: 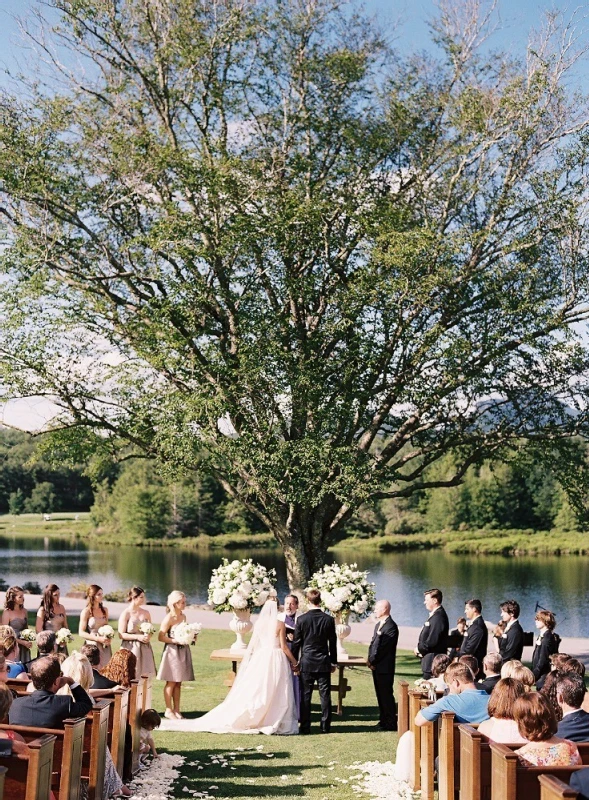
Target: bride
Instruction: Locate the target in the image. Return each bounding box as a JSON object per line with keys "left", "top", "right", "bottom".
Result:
{"left": 159, "top": 598, "right": 299, "bottom": 735}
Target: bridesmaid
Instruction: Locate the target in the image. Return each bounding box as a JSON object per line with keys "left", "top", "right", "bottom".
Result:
{"left": 79, "top": 585, "right": 112, "bottom": 669}
{"left": 118, "top": 586, "right": 156, "bottom": 678}
{"left": 36, "top": 583, "right": 69, "bottom": 655}
{"left": 2, "top": 586, "right": 33, "bottom": 664}
{"left": 157, "top": 590, "right": 195, "bottom": 719}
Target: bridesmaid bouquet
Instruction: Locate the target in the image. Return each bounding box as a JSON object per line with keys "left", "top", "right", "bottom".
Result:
{"left": 307, "top": 562, "right": 376, "bottom": 619}
{"left": 19, "top": 629, "right": 37, "bottom": 642}
{"left": 139, "top": 622, "right": 156, "bottom": 637}
{"left": 172, "top": 622, "right": 202, "bottom": 646}
{"left": 97, "top": 624, "right": 115, "bottom": 645}
{"left": 208, "top": 558, "right": 277, "bottom": 613}
{"left": 55, "top": 628, "right": 74, "bottom": 646}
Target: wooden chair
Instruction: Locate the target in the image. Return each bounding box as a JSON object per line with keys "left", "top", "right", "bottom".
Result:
{"left": 0, "top": 734, "right": 55, "bottom": 800}
{"left": 82, "top": 700, "right": 110, "bottom": 800}
{"left": 490, "top": 742, "right": 588, "bottom": 800}
{"left": 538, "top": 775, "right": 579, "bottom": 800}
{"left": 0, "top": 718, "right": 85, "bottom": 800}
{"left": 140, "top": 675, "right": 152, "bottom": 712}
{"left": 128, "top": 679, "right": 144, "bottom": 776}
{"left": 398, "top": 681, "right": 410, "bottom": 736}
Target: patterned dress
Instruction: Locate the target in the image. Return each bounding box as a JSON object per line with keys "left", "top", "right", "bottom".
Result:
{"left": 516, "top": 739, "right": 582, "bottom": 766}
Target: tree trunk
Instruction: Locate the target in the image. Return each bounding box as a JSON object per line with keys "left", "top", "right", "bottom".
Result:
{"left": 275, "top": 504, "right": 332, "bottom": 590}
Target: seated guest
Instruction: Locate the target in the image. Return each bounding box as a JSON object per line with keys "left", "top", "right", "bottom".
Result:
{"left": 27, "top": 631, "right": 57, "bottom": 668}
{"left": 458, "top": 654, "right": 479, "bottom": 681}
{"left": 570, "top": 767, "right": 589, "bottom": 800}
{"left": 500, "top": 660, "right": 535, "bottom": 689}
{"left": 532, "top": 610, "right": 560, "bottom": 689}
{"left": 0, "top": 627, "right": 27, "bottom": 679}
{"left": 556, "top": 672, "right": 589, "bottom": 741}
{"left": 551, "top": 653, "right": 573, "bottom": 671}
{"left": 479, "top": 653, "right": 502, "bottom": 695}
{"left": 80, "top": 644, "right": 119, "bottom": 691}
{"left": 100, "top": 648, "right": 137, "bottom": 689}
{"left": 0, "top": 684, "right": 29, "bottom": 754}
{"left": 477, "top": 678, "right": 529, "bottom": 743}
{"left": 414, "top": 662, "right": 490, "bottom": 727}
{"left": 430, "top": 654, "right": 451, "bottom": 691}
{"left": 9, "top": 656, "right": 93, "bottom": 727}
{"left": 513, "top": 693, "right": 581, "bottom": 766}
{"left": 563, "top": 658, "right": 586, "bottom": 679}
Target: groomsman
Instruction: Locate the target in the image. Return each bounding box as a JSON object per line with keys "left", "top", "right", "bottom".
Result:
{"left": 459, "top": 599, "right": 488, "bottom": 675}
{"left": 497, "top": 599, "right": 524, "bottom": 663}
{"left": 368, "top": 599, "right": 399, "bottom": 731}
{"left": 414, "top": 588, "right": 449, "bottom": 680}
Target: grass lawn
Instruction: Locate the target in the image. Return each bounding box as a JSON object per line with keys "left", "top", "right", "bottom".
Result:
{"left": 60, "top": 619, "right": 419, "bottom": 799}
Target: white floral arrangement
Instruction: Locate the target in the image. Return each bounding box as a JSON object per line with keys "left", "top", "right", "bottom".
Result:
{"left": 414, "top": 678, "right": 434, "bottom": 691}
{"left": 97, "top": 624, "right": 115, "bottom": 645}
{"left": 208, "top": 558, "right": 277, "bottom": 613}
{"left": 139, "top": 622, "right": 156, "bottom": 636}
{"left": 19, "top": 628, "right": 37, "bottom": 643}
{"left": 171, "top": 622, "right": 202, "bottom": 646}
{"left": 55, "top": 628, "right": 74, "bottom": 646}
{"left": 307, "top": 562, "right": 376, "bottom": 619}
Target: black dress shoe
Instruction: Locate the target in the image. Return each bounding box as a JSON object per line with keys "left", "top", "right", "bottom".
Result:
{"left": 299, "top": 729, "right": 311, "bottom": 735}
{"left": 320, "top": 727, "right": 331, "bottom": 734}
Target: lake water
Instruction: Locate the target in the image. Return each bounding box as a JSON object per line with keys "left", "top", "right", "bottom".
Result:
{"left": 1, "top": 534, "right": 589, "bottom": 637}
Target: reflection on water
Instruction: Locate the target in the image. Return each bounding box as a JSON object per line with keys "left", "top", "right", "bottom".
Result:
{"left": 0, "top": 534, "right": 588, "bottom": 636}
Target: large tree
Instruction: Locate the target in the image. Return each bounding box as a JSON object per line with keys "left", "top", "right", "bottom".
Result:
{"left": 1, "top": 0, "right": 589, "bottom": 586}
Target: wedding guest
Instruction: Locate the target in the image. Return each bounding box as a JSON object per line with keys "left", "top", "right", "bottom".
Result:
{"left": 367, "top": 599, "right": 399, "bottom": 731}
{"left": 414, "top": 588, "right": 449, "bottom": 680}
{"left": 563, "top": 658, "right": 585, "bottom": 679}
{"left": 100, "top": 648, "right": 137, "bottom": 689}
{"left": 26, "top": 631, "right": 57, "bottom": 669}
{"left": 513, "top": 693, "right": 581, "bottom": 766}
{"left": 532, "top": 610, "right": 560, "bottom": 689}
{"left": 541, "top": 670, "right": 564, "bottom": 722}
{"left": 430, "top": 654, "right": 451, "bottom": 691}
{"left": 492, "top": 620, "right": 506, "bottom": 653}
{"left": 2, "top": 586, "right": 32, "bottom": 664}
{"left": 477, "top": 678, "right": 529, "bottom": 743}
{"left": 0, "top": 683, "right": 30, "bottom": 754}
{"left": 458, "top": 654, "right": 479, "bottom": 680}
{"left": 0, "top": 626, "right": 27, "bottom": 679}
{"left": 459, "top": 599, "right": 488, "bottom": 673}
{"left": 570, "top": 768, "right": 589, "bottom": 800}
{"left": 556, "top": 672, "right": 589, "bottom": 741}
{"left": 79, "top": 585, "right": 112, "bottom": 668}
{"left": 118, "top": 586, "right": 156, "bottom": 678}
{"left": 36, "top": 584, "right": 69, "bottom": 655}
{"left": 278, "top": 594, "right": 302, "bottom": 719}
{"left": 500, "top": 660, "right": 535, "bottom": 688}
{"left": 80, "top": 644, "right": 119, "bottom": 690}
{"left": 479, "top": 654, "right": 502, "bottom": 694}
{"left": 414, "top": 662, "right": 489, "bottom": 727}
{"left": 157, "top": 590, "right": 195, "bottom": 720}
{"left": 497, "top": 600, "right": 524, "bottom": 663}
{"left": 139, "top": 709, "right": 161, "bottom": 765}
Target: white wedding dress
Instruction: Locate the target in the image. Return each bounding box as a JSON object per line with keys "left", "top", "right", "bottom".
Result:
{"left": 159, "top": 600, "right": 298, "bottom": 735}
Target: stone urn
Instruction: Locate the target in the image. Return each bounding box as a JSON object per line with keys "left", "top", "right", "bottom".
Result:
{"left": 229, "top": 608, "right": 252, "bottom": 653}
{"left": 334, "top": 611, "right": 351, "bottom": 658}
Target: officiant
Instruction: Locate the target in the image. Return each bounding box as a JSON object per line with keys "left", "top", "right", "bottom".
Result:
{"left": 278, "top": 594, "right": 302, "bottom": 719}
{"left": 368, "top": 599, "right": 399, "bottom": 731}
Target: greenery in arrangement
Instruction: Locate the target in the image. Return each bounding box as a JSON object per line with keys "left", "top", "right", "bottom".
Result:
{"left": 2, "top": 0, "right": 589, "bottom": 588}
{"left": 207, "top": 559, "right": 277, "bottom": 612}
{"left": 307, "top": 563, "right": 375, "bottom": 618}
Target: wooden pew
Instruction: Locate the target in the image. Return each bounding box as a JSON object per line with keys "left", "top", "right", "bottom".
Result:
{"left": 459, "top": 725, "right": 521, "bottom": 800}
{"left": 83, "top": 700, "right": 110, "bottom": 800}
{"left": 538, "top": 775, "right": 579, "bottom": 800}
{"left": 420, "top": 708, "right": 437, "bottom": 800}
{"left": 0, "top": 718, "right": 85, "bottom": 800}
{"left": 490, "top": 742, "right": 589, "bottom": 800}
{"left": 140, "top": 675, "right": 152, "bottom": 712}
{"left": 103, "top": 689, "right": 129, "bottom": 777}
{"left": 0, "top": 734, "right": 55, "bottom": 800}
{"left": 408, "top": 691, "right": 442, "bottom": 792}
{"left": 398, "top": 681, "right": 410, "bottom": 736}
{"left": 128, "top": 679, "right": 144, "bottom": 776}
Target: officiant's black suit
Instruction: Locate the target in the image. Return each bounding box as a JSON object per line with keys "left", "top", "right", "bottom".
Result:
{"left": 292, "top": 608, "right": 337, "bottom": 733}
{"left": 417, "top": 606, "right": 449, "bottom": 679}
{"left": 368, "top": 616, "right": 399, "bottom": 730}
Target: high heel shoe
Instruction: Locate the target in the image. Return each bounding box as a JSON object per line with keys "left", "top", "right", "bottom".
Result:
{"left": 164, "top": 709, "right": 176, "bottom": 720}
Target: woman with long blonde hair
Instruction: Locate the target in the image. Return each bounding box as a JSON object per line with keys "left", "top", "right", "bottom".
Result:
{"left": 157, "top": 590, "right": 195, "bottom": 719}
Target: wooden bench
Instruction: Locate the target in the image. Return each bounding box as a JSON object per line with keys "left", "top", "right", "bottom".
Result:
{"left": 459, "top": 725, "right": 520, "bottom": 800}
{"left": 0, "top": 717, "right": 85, "bottom": 800}
{"left": 398, "top": 681, "right": 409, "bottom": 736}
{"left": 538, "top": 775, "right": 579, "bottom": 800}
{"left": 103, "top": 689, "right": 129, "bottom": 777}
{"left": 490, "top": 742, "right": 589, "bottom": 800}
{"left": 128, "top": 679, "right": 144, "bottom": 776}
{"left": 140, "top": 675, "right": 152, "bottom": 712}
{"left": 0, "top": 734, "right": 55, "bottom": 800}
{"left": 83, "top": 700, "right": 110, "bottom": 800}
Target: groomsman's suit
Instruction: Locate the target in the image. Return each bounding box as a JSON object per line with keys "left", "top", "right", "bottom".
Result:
{"left": 368, "top": 615, "right": 399, "bottom": 730}
{"left": 532, "top": 629, "right": 560, "bottom": 688}
{"left": 292, "top": 606, "right": 337, "bottom": 733}
{"left": 459, "top": 615, "right": 488, "bottom": 674}
{"left": 417, "top": 606, "right": 449, "bottom": 679}
{"left": 498, "top": 619, "right": 524, "bottom": 663}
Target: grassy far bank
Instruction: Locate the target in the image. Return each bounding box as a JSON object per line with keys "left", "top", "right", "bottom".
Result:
{"left": 2, "top": 513, "right": 589, "bottom": 556}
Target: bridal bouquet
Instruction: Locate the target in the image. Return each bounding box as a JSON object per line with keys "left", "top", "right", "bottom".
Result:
{"left": 19, "top": 628, "right": 37, "bottom": 643}
{"left": 139, "top": 622, "right": 156, "bottom": 637}
{"left": 97, "top": 624, "right": 115, "bottom": 645}
{"left": 55, "top": 628, "right": 74, "bottom": 646}
{"left": 307, "top": 562, "right": 376, "bottom": 619}
{"left": 172, "top": 622, "right": 202, "bottom": 646}
{"left": 208, "top": 558, "right": 277, "bottom": 613}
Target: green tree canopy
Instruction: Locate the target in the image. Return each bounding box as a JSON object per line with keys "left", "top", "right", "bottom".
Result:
{"left": 1, "top": 0, "right": 589, "bottom": 585}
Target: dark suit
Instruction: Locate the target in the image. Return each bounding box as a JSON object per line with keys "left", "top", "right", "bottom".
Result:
{"left": 571, "top": 767, "right": 589, "bottom": 799}
{"left": 9, "top": 684, "right": 93, "bottom": 728}
{"left": 532, "top": 630, "right": 560, "bottom": 687}
{"left": 292, "top": 608, "right": 337, "bottom": 733}
{"left": 557, "top": 709, "right": 589, "bottom": 742}
{"left": 91, "top": 670, "right": 118, "bottom": 690}
{"left": 459, "top": 616, "right": 488, "bottom": 674}
{"left": 498, "top": 620, "right": 524, "bottom": 663}
{"left": 417, "top": 606, "right": 449, "bottom": 679}
{"left": 479, "top": 674, "right": 500, "bottom": 695}
{"left": 368, "top": 616, "right": 399, "bottom": 730}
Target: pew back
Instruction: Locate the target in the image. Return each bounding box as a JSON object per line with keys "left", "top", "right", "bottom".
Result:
{"left": 0, "top": 734, "right": 55, "bottom": 800}
{"left": 490, "top": 742, "right": 588, "bottom": 800}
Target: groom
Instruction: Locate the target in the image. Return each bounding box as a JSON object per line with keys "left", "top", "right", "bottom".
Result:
{"left": 292, "top": 589, "right": 337, "bottom": 734}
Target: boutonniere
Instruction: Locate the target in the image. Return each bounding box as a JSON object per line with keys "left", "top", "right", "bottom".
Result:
{"left": 536, "top": 636, "right": 542, "bottom": 645}
{"left": 501, "top": 633, "right": 507, "bottom": 638}
{"left": 424, "top": 621, "right": 430, "bottom": 626}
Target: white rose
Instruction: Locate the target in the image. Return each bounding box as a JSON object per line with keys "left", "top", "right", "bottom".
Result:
{"left": 333, "top": 587, "right": 351, "bottom": 603}
{"left": 231, "top": 560, "right": 241, "bottom": 568}
{"left": 212, "top": 589, "right": 228, "bottom": 605}
{"left": 254, "top": 590, "right": 269, "bottom": 606}
{"left": 229, "top": 592, "right": 248, "bottom": 609}
{"left": 240, "top": 580, "right": 253, "bottom": 595}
